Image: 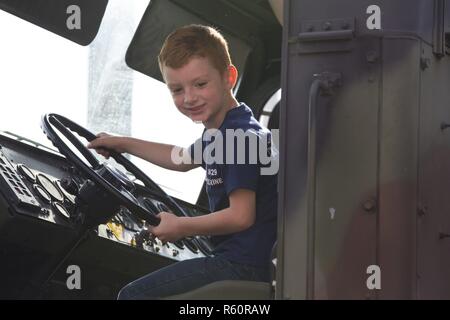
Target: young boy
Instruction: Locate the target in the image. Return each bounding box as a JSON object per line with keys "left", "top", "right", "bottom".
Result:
{"left": 87, "top": 24, "right": 278, "bottom": 299}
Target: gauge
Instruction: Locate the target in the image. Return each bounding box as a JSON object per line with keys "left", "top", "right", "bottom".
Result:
{"left": 55, "top": 180, "right": 76, "bottom": 204}
{"left": 36, "top": 174, "right": 64, "bottom": 202}
{"left": 173, "top": 240, "right": 185, "bottom": 250}
{"left": 195, "top": 237, "right": 214, "bottom": 256}
{"left": 142, "top": 198, "right": 158, "bottom": 214}
{"left": 17, "top": 164, "right": 36, "bottom": 183}
{"left": 53, "top": 202, "right": 70, "bottom": 219}
{"left": 33, "top": 184, "right": 51, "bottom": 204}
{"left": 157, "top": 202, "right": 170, "bottom": 212}
{"left": 183, "top": 237, "right": 199, "bottom": 254}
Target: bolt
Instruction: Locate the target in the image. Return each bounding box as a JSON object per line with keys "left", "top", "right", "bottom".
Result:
{"left": 366, "top": 51, "right": 378, "bottom": 63}
{"left": 442, "top": 123, "right": 450, "bottom": 130}
{"left": 323, "top": 22, "right": 332, "bottom": 31}
{"left": 363, "top": 199, "right": 377, "bottom": 212}
{"left": 439, "top": 232, "right": 450, "bottom": 240}
{"left": 441, "top": 123, "right": 450, "bottom": 131}
{"left": 417, "top": 205, "right": 428, "bottom": 217}
{"left": 420, "top": 57, "right": 431, "bottom": 70}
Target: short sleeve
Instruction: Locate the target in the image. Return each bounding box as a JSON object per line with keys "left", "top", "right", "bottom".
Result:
{"left": 222, "top": 130, "right": 261, "bottom": 195}
{"left": 223, "top": 162, "right": 259, "bottom": 195}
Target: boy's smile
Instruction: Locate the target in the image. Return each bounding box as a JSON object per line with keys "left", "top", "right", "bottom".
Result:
{"left": 162, "top": 56, "right": 238, "bottom": 129}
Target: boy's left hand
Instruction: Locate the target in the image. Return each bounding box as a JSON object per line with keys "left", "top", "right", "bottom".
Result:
{"left": 148, "top": 211, "right": 183, "bottom": 243}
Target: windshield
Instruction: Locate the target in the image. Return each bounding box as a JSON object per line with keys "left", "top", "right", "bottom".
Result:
{"left": 0, "top": 0, "right": 205, "bottom": 203}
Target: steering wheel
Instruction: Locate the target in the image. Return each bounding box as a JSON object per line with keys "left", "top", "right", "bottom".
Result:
{"left": 40, "top": 113, "right": 181, "bottom": 227}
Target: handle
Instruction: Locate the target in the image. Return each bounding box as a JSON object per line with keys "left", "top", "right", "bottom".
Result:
{"left": 306, "top": 72, "right": 342, "bottom": 299}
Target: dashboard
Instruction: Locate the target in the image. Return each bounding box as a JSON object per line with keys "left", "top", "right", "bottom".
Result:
{"left": 0, "top": 131, "right": 213, "bottom": 299}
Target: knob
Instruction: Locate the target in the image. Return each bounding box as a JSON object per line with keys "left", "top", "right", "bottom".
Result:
{"left": 106, "top": 229, "right": 114, "bottom": 238}
{"left": 60, "top": 178, "right": 79, "bottom": 195}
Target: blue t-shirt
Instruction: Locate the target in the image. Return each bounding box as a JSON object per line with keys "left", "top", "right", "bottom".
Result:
{"left": 189, "top": 103, "right": 278, "bottom": 273}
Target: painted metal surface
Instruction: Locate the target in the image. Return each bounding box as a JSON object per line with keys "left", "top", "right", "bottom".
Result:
{"left": 279, "top": 0, "right": 450, "bottom": 299}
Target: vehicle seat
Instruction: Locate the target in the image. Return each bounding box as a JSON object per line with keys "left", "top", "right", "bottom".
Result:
{"left": 163, "top": 242, "right": 277, "bottom": 300}
{"left": 164, "top": 280, "right": 272, "bottom": 300}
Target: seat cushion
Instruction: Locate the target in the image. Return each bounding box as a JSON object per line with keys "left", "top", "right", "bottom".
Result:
{"left": 163, "top": 280, "right": 272, "bottom": 300}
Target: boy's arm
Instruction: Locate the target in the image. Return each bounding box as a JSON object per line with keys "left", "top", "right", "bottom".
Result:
{"left": 117, "top": 137, "right": 199, "bottom": 172}
{"left": 150, "top": 189, "right": 256, "bottom": 242}
{"left": 88, "top": 135, "right": 199, "bottom": 172}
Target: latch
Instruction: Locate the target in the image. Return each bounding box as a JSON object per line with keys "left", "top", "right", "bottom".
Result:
{"left": 299, "top": 18, "right": 355, "bottom": 42}
{"left": 289, "top": 18, "right": 355, "bottom": 54}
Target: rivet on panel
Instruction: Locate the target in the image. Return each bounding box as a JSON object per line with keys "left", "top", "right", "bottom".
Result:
{"left": 323, "top": 22, "right": 332, "bottom": 31}
{"left": 417, "top": 205, "right": 428, "bottom": 216}
{"left": 363, "top": 199, "right": 377, "bottom": 212}
{"left": 440, "top": 122, "right": 450, "bottom": 131}
{"left": 341, "top": 22, "right": 350, "bottom": 30}
{"left": 366, "top": 51, "right": 378, "bottom": 63}
{"left": 439, "top": 232, "right": 450, "bottom": 240}
{"left": 420, "top": 57, "right": 431, "bottom": 70}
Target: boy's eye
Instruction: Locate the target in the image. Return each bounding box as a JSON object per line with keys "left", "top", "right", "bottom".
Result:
{"left": 171, "top": 88, "right": 182, "bottom": 94}
{"left": 196, "top": 82, "right": 207, "bottom": 88}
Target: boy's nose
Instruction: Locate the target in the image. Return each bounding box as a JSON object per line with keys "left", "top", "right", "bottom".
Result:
{"left": 184, "top": 89, "right": 197, "bottom": 104}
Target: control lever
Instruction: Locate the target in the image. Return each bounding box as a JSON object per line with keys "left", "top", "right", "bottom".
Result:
{"left": 134, "top": 228, "right": 154, "bottom": 248}
{"left": 60, "top": 177, "right": 79, "bottom": 195}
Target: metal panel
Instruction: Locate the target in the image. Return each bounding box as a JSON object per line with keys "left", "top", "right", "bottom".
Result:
{"left": 378, "top": 38, "right": 421, "bottom": 299}
{"left": 417, "top": 41, "right": 450, "bottom": 299}
{"left": 280, "top": 0, "right": 449, "bottom": 299}
{"left": 0, "top": 0, "right": 108, "bottom": 46}
{"left": 279, "top": 0, "right": 380, "bottom": 300}
{"left": 291, "top": 0, "right": 434, "bottom": 42}
{"left": 312, "top": 38, "right": 379, "bottom": 299}
{"left": 126, "top": 0, "right": 252, "bottom": 82}
{"left": 447, "top": 0, "right": 450, "bottom": 30}
{"left": 277, "top": 0, "right": 308, "bottom": 299}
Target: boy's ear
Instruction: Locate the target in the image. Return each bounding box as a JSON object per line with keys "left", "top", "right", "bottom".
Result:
{"left": 227, "top": 65, "right": 238, "bottom": 89}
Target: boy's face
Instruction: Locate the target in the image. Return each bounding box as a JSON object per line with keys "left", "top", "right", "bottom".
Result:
{"left": 162, "top": 56, "right": 234, "bottom": 128}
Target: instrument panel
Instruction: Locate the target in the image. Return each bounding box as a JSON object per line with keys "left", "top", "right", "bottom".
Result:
{"left": 0, "top": 132, "right": 213, "bottom": 299}
{"left": 0, "top": 156, "right": 74, "bottom": 225}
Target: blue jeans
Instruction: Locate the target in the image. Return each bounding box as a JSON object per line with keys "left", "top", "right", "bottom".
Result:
{"left": 117, "top": 256, "right": 268, "bottom": 300}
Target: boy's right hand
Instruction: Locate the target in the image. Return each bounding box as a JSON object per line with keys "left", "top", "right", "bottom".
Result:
{"left": 87, "top": 132, "right": 126, "bottom": 159}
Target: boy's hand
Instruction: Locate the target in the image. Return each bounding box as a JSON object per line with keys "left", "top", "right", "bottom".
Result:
{"left": 87, "top": 132, "right": 125, "bottom": 159}
{"left": 148, "top": 212, "right": 184, "bottom": 243}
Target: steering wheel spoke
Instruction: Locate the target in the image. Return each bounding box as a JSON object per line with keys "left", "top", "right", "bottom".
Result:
{"left": 47, "top": 115, "right": 100, "bottom": 168}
